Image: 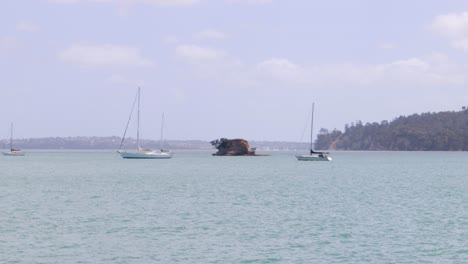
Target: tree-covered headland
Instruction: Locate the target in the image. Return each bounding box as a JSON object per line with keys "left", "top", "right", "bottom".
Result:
{"left": 315, "top": 107, "right": 468, "bottom": 151}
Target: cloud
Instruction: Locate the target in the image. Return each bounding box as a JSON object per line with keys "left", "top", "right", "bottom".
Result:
{"left": 432, "top": 11, "right": 468, "bottom": 51}
{"left": 194, "top": 29, "right": 228, "bottom": 40}
{"left": 16, "top": 21, "right": 39, "bottom": 32}
{"left": 49, "top": 0, "right": 199, "bottom": 6}
{"left": 141, "top": 0, "right": 199, "bottom": 6}
{"left": 387, "top": 57, "right": 429, "bottom": 71}
{"left": 59, "top": 43, "right": 154, "bottom": 68}
{"left": 378, "top": 42, "right": 397, "bottom": 50}
{"left": 49, "top": 0, "right": 199, "bottom": 15}
{"left": 175, "top": 44, "right": 253, "bottom": 87}
{"left": 254, "top": 54, "right": 464, "bottom": 87}
{"left": 173, "top": 41, "right": 464, "bottom": 92}
{"left": 227, "top": 0, "right": 272, "bottom": 4}
{"left": 256, "top": 58, "right": 303, "bottom": 81}
{"left": 176, "top": 44, "right": 226, "bottom": 62}
{"left": 107, "top": 74, "right": 146, "bottom": 86}
{"left": 48, "top": 0, "right": 80, "bottom": 3}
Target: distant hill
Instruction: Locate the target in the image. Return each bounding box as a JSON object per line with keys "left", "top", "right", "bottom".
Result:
{"left": 315, "top": 108, "right": 468, "bottom": 151}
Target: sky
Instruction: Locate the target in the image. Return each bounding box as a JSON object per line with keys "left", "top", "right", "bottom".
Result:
{"left": 1, "top": 0, "right": 468, "bottom": 141}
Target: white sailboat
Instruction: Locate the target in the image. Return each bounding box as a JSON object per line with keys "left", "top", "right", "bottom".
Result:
{"left": 296, "top": 103, "right": 332, "bottom": 161}
{"left": 118, "top": 87, "right": 172, "bottom": 159}
{"left": 3, "top": 123, "right": 25, "bottom": 156}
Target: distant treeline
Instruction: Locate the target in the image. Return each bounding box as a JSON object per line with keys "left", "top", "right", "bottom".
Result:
{"left": 316, "top": 108, "right": 468, "bottom": 151}
{"left": 0, "top": 136, "right": 307, "bottom": 150}
{"left": 0, "top": 136, "right": 212, "bottom": 150}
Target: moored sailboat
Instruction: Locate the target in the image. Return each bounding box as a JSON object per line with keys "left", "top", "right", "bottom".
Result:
{"left": 3, "top": 123, "right": 25, "bottom": 156}
{"left": 117, "top": 87, "right": 172, "bottom": 159}
{"left": 296, "top": 103, "right": 331, "bottom": 161}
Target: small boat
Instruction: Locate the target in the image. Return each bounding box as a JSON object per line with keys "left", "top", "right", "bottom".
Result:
{"left": 118, "top": 87, "right": 172, "bottom": 159}
{"left": 3, "top": 123, "right": 25, "bottom": 156}
{"left": 296, "top": 103, "right": 332, "bottom": 161}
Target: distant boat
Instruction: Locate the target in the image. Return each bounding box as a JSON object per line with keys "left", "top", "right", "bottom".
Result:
{"left": 3, "top": 123, "right": 25, "bottom": 156}
{"left": 117, "top": 87, "right": 172, "bottom": 159}
{"left": 296, "top": 103, "right": 332, "bottom": 161}
{"left": 158, "top": 112, "right": 171, "bottom": 154}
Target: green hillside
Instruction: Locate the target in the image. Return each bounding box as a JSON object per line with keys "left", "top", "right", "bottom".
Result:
{"left": 315, "top": 108, "right": 468, "bottom": 151}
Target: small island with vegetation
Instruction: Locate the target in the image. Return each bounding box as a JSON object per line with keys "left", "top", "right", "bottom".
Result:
{"left": 210, "top": 138, "right": 259, "bottom": 156}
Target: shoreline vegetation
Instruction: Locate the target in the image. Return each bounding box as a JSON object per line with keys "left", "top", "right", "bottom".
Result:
{"left": 2, "top": 108, "right": 467, "bottom": 151}
{"left": 316, "top": 108, "right": 468, "bottom": 151}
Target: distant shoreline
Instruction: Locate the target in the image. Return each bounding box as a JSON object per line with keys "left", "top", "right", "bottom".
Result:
{"left": 3, "top": 135, "right": 467, "bottom": 151}
{"left": 0, "top": 136, "right": 309, "bottom": 151}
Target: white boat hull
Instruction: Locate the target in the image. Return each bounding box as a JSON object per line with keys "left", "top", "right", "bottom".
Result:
{"left": 3, "top": 151, "right": 25, "bottom": 156}
{"left": 118, "top": 150, "right": 172, "bottom": 159}
{"left": 296, "top": 154, "right": 331, "bottom": 161}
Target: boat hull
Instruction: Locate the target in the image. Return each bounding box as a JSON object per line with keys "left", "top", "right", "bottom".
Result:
{"left": 2, "top": 151, "right": 25, "bottom": 156}
{"left": 118, "top": 151, "right": 172, "bottom": 159}
{"left": 296, "top": 155, "right": 331, "bottom": 161}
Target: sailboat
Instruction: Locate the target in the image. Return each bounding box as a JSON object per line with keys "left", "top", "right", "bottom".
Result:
{"left": 296, "top": 103, "right": 332, "bottom": 161}
{"left": 117, "top": 87, "right": 172, "bottom": 159}
{"left": 3, "top": 123, "right": 25, "bottom": 156}
{"left": 159, "top": 112, "right": 171, "bottom": 154}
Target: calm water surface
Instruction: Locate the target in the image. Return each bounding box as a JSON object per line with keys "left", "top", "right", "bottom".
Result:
{"left": 1, "top": 150, "right": 467, "bottom": 263}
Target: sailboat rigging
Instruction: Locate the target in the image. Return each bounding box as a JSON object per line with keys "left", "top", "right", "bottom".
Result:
{"left": 117, "top": 87, "right": 172, "bottom": 159}
{"left": 3, "top": 123, "right": 25, "bottom": 156}
{"left": 159, "top": 112, "right": 170, "bottom": 153}
{"left": 296, "top": 103, "right": 332, "bottom": 161}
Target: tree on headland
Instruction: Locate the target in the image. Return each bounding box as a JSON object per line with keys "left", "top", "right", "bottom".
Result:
{"left": 210, "top": 138, "right": 227, "bottom": 148}
{"left": 315, "top": 108, "right": 468, "bottom": 151}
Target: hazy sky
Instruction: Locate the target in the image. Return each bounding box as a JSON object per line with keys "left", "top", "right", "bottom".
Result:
{"left": 1, "top": 0, "right": 468, "bottom": 141}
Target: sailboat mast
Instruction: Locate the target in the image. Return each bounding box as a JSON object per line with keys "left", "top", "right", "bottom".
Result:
{"left": 137, "top": 87, "right": 140, "bottom": 149}
{"left": 310, "top": 103, "right": 315, "bottom": 154}
{"left": 118, "top": 89, "right": 139, "bottom": 151}
{"left": 10, "top": 122, "right": 13, "bottom": 151}
{"left": 160, "top": 112, "right": 164, "bottom": 151}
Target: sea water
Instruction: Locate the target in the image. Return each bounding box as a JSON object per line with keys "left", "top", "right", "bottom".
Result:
{"left": 1, "top": 150, "right": 467, "bottom": 263}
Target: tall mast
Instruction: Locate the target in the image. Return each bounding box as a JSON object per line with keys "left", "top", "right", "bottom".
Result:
{"left": 118, "top": 88, "right": 139, "bottom": 151}
{"left": 160, "top": 112, "right": 164, "bottom": 151}
{"left": 137, "top": 87, "right": 140, "bottom": 149}
{"left": 310, "top": 103, "right": 314, "bottom": 154}
{"left": 10, "top": 122, "right": 13, "bottom": 151}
